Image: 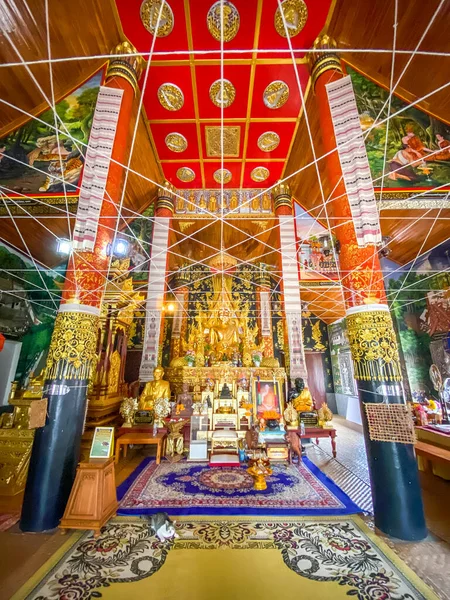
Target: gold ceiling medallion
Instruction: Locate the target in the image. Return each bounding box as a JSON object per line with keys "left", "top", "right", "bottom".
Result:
{"left": 205, "top": 126, "right": 240, "bottom": 157}
{"left": 157, "top": 83, "right": 184, "bottom": 111}
{"left": 176, "top": 167, "right": 196, "bottom": 182}
{"left": 251, "top": 167, "right": 270, "bottom": 182}
{"left": 165, "top": 133, "right": 188, "bottom": 153}
{"left": 213, "top": 168, "right": 232, "bottom": 184}
{"left": 257, "top": 131, "right": 280, "bottom": 152}
{"left": 263, "top": 80, "right": 289, "bottom": 109}
{"left": 274, "top": 0, "right": 308, "bottom": 38}
{"left": 141, "top": 0, "right": 174, "bottom": 37}
{"left": 207, "top": 1, "right": 240, "bottom": 42}
{"left": 209, "top": 79, "right": 236, "bottom": 108}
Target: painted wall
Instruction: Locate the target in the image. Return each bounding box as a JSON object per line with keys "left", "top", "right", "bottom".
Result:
{"left": 0, "top": 241, "right": 65, "bottom": 386}
{"left": 347, "top": 65, "right": 450, "bottom": 190}
{"left": 0, "top": 71, "right": 102, "bottom": 198}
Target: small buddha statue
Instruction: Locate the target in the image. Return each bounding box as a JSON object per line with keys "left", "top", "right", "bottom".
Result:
{"left": 208, "top": 192, "right": 217, "bottom": 212}
{"left": 229, "top": 190, "right": 238, "bottom": 211}
{"left": 176, "top": 382, "right": 193, "bottom": 416}
{"left": 139, "top": 366, "right": 171, "bottom": 411}
{"left": 283, "top": 400, "right": 299, "bottom": 429}
{"left": 290, "top": 377, "right": 315, "bottom": 413}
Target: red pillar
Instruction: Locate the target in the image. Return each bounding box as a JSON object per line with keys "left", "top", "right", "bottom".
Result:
{"left": 309, "top": 35, "right": 426, "bottom": 540}
{"left": 20, "top": 42, "right": 144, "bottom": 532}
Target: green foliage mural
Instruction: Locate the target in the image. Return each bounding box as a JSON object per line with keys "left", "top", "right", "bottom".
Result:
{"left": 348, "top": 66, "right": 450, "bottom": 189}
{"left": 0, "top": 241, "right": 66, "bottom": 384}
{"left": 0, "top": 71, "right": 102, "bottom": 196}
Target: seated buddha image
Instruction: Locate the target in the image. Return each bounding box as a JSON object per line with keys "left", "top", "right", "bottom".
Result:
{"left": 206, "top": 306, "right": 242, "bottom": 355}
{"left": 290, "top": 378, "right": 315, "bottom": 413}
{"left": 139, "top": 366, "right": 171, "bottom": 411}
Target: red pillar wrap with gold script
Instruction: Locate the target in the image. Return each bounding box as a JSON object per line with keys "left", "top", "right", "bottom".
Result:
{"left": 310, "top": 37, "right": 386, "bottom": 308}
{"left": 61, "top": 43, "right": 143, "bottom": 310}
{"left": 308, "top": 36, "right": 426, "bottom": 542}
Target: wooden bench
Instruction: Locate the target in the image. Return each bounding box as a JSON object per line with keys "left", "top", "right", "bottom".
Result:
{"left": 415, "top": 440, "right": 450, "bottom": 472}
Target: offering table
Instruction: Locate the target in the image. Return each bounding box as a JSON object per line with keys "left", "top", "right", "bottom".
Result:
{"left": 115, "top": 431, "right": 166, "bottom": 464}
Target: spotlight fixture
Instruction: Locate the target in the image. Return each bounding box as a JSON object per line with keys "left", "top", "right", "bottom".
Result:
{"left": 56, "top": 238, "right": 72, "bottom": 256}
{"left": 106, "top": 238, "right": 130, "bottom": 259}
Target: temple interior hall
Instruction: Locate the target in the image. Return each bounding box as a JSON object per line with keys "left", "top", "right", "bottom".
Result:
{"left": 0, "top": 0, "right": 450, "bottom": 598}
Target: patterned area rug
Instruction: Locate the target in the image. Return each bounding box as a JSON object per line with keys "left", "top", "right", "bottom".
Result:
{"left": 117, "top": 458, "right": 361, "bottom": 516}
{"left": 14, "top": 516, "right": 437, "bottom": 600}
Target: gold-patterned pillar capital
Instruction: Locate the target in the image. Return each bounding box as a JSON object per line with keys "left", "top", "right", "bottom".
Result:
{"left": 273, "top": 181, "right": 293, "bottom": 215}
{"left": 106, "top": 41, "right": 144, "bottom": 94}
{"left": 156, "top": 181, "right": 176, "bottom": 217}
{"left": 308, "top": 34, "right": 343, "bottom": 90}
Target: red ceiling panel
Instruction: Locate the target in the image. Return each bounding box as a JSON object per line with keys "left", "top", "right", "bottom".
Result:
{"left": 258, "top": 0, "right": 333, "bottom": 58}
{"left": 242, "top": 161, "right": 284, "bottom": 188}
{"left": 151, "top": 122, "right": 199, "bottom": 160}
{"left": 188, "top": 0, "right": 258, "bottom": 57}
{"left": 115, "top": 0, "right": 189, "bottom": 60}
{"left": 114, "top": 0, "right": 334, "bottom": 188}
{"left": 143, "top": 65, "right": 195, "bottom": 121}
{"left": 246, "top": 121, "right": 297, "bottom": 159}
{"left": 251, "top": 63, "right": 306, "bottom": 119}
{"left": 163, "top": 161, "right": 202, "bottom": 189}
{"left": 195, "top": 64, "right": 252, "bottom": 120}
{"left": 203, "top": 162, "right": 242, "bottom": 188}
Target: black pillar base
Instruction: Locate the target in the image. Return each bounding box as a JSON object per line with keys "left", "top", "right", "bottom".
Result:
{"left": 358, "top": 381, "right": 427, "bottom": 541}
{"left": 20, "top": 379, "right": 88, "bottom": 532}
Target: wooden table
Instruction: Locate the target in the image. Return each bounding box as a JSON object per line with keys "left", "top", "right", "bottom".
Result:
{"left": 115, "top": 431, "right": 166, "bottom": 464}
{"left": 286, "top": 427, "right": 337, "bottom": 462}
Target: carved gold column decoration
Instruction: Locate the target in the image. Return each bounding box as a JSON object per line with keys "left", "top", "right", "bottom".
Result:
{"left": 106, "top": 41, "right": 144, "bottom": 95}
{"left": 346, "top": 309, "right": 402, "bottom": 382}
{"left": 273, "top": 181, "right": 292, "bottom": 214}
{"left": 45, "top": 311, "right": 99, "bottom": 381}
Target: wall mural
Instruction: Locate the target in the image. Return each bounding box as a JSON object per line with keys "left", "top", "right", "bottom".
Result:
{"left": 302, "top": 313, "right": 334, "bottom": 394}
{"left": 347, "top": 65, "right": 450, "bottom": 190}
{"left": 0, "top": 241, "right": 66, "bottom": 385}
{"left": 383, "top": 241, "right": 450, "bottom": 395}
{"left": 0, "top": 71, "right": 102, "bottom": 199}
{"left": 328, "top": 319, "right": 357, "bottom": 397}
{"left": 127, "top": 204, "right": 155, "bottom": 282}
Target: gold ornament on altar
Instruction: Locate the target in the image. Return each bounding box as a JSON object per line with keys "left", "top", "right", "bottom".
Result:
{"left": 257, "top": 131, "right": 280, "bottom": 152}
{"left": 176, "top": 167, "right": 196, "bottom": 182}
{"left": 165, "top": 419, "right": 187, "bottom": 462}
{"left": 158, "top": 83, "right": 184, "bottom": 111}
{"left": 274, "top": 0, "right": 308, "bottom": 38}
{"left": 263, "top": 81, "right": 289, "bottom": 109}
{"left": 251, "top": 167, "right": 270, "bottom": 183}
{"left": 207, "top": 1, "right": 240, "bottom": 42}
{"left": 154, "top": 397, "right": 171, "bottom": 426}
{"left": 283, "top": 403, "right": 299, "bottom": 428}
{"left": 119, "top": 397, "right": 138, "bottom": 428}
{"left": 317, "top": 402, "right": 333, "bottom": 427}
{"left": 213, "top": 168, "right": 232, "bottom": 184}
{"left": 141, "top": 0, "right": 174, "bottom": 37}
{"left": 165, "top": 132, "right": 188, "bottom": 153}
{"left": 139, "top": 366, "right": 171, "bottom": 411}
{"left": 209, "top": 79, "right": 236, "bottom": 108}
{"left": 45, "top": 311, "right": 99, "bottom": 381}
{"left": 247, "top": 457, "right": 273, "bottom": 491}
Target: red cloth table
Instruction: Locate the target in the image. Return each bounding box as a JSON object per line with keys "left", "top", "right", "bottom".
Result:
{"left": 286, "top": 427, "right": 337, "bottom": 462}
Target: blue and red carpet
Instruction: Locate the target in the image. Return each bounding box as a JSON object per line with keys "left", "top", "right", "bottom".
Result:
{"left": 117, "top": 457, "right": 361, "bottom": 516}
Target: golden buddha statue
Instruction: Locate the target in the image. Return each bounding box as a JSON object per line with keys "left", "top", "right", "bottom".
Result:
{"left": 251, "top": 194, "right": 260, "bottom": 212}
{"left": 208, "top": 192, "right": 217, "bottom": 212}
{"left": 290, "top": 378, "right": 315, "bottom": 413}
{"left": 139, "top": 366, "right": 171, "bottom": 411}
{"left": 262, "top": 192, "right": 272, "bottom": 211}
{"left": 229, "top": 190, "right": 238, "bottom": 211}
{"left": 199, "top": 194, "right": 207, "bottom": 211}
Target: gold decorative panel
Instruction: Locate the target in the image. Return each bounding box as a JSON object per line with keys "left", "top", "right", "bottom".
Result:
{"left": 140, "top": 0, "right": 174, "bottom": 37}
{"left": 205, "top": 126, "right": 241, "bottom": 157}
{"left": 207, "top": 1, "right": 240, "bottom": 42}
{"left": 274, "top": 0, "right": 308, "bottom": 38}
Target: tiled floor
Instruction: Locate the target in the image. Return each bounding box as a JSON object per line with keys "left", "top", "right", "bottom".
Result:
{"left": 306, "top": 416, "right": 450, "bottom": 600}
{"left": 1, "top": 418, "right": 449, "bottom": 599}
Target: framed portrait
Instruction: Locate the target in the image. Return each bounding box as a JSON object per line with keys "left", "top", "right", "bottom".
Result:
{"left": 253, "top": 380, "right": 283, "bottom": 417}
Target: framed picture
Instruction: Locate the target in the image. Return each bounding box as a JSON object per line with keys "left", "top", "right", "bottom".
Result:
{"left": 253, "top": 380, "right": 283, "bottom": 417}
{"left": 90, "top": 426, "right": 114, "bottom": 459}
